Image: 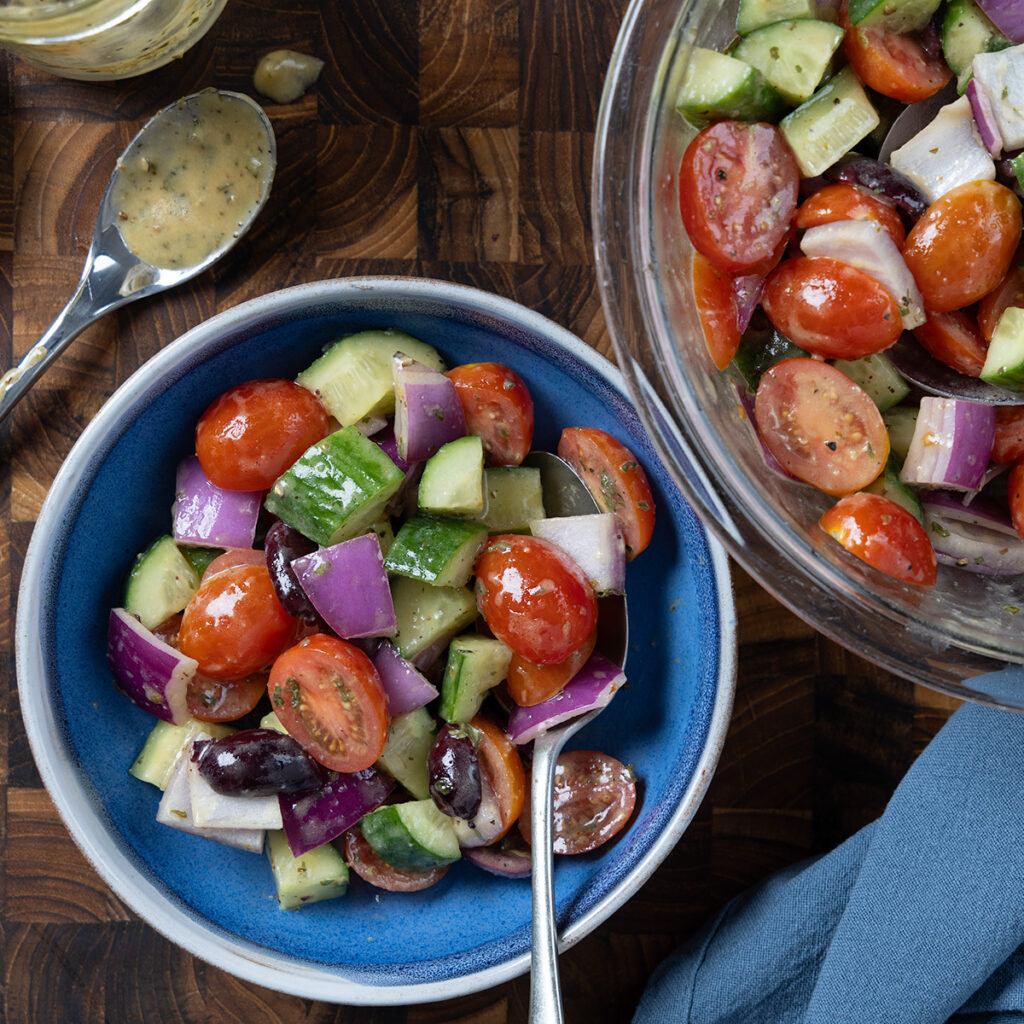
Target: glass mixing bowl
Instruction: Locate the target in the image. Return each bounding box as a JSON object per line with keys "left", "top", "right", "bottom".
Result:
{"left": 592, "top": 0, "right": 1024, "bottom": 709}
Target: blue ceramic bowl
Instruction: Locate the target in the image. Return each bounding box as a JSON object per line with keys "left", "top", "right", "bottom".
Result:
{"left": 16, "top": 278, "right": 735, "bottom": 1004}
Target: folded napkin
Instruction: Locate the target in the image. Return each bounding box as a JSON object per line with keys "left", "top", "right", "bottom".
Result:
{"left": 634, "top": 672, "right": 1024, "bottom": 1024}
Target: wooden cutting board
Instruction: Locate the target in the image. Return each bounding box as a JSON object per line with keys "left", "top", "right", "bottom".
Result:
{"left": 0, "top": 0, "right": 958, "bottom": 1019}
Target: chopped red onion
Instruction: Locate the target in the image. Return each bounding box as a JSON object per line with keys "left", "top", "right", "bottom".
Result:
{"left": 462, "top": 834, "right": 532, "bottom": 876}
{"left": 921, "top": 490, "right": 1024, "bottom": 574}
{"left": 899, "top": 397, "right": 995, "bottom": 492}
{"left": 975, "top": 1, "right": 1024, "bottom": 43}
{"left": 733, "top": 275, "right": 765, "bottom": 336}
{"left": 966, "top": 77, "right": 1004, "bottom": 157}
{"left": 735, "top": 382, "right": 799, "bottom": 481}
{"left": 528, "top": 513, "right": 626, "bottom": 596}
{"left": 373, "top": 639, "right": 439, "bottom": 715}
{"left": 393, "top": 354, "right": 467, "bottom": 463}
{"left": 172, "top": 456, "right": 261, "bottom": 550}
{"left": 972, "top": 45, "right": 1024, "bottom": 151}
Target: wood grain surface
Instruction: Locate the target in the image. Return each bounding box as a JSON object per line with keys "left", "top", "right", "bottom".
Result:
{"left": 0, "top": 0, "right": 960, "bottom": 1020}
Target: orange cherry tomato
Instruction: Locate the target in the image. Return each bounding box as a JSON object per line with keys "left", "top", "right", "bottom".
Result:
{"left": 343, "top": 829, "right": 449, "bottom": 892}
{"left": 469, "top": 715, "right": 526, "bottom": 843}
{"left": 179, "top": 563, "right": 303, "bottom": 680}
{"left": 754, "top": 359, "right": 889, "bottom": 495}
{"left": 902, "top": 181, "right": 1022, "bottom": 313}
{"left": 196, "top": 378, "right": 331, "bottom": 491}
{"left": 795, "top": 182, "right": 906, "bottom": 249}
{"left": 840, "top": 1, "right": 952, "bottom": 102}
{"left": 678, "top": 120, "right": 799, "bottom": 273}
{"left": 692, "top": 251, "right": 744, "bottom": 371}
{"left": 186, "top": 672, "right": 269, "bottom": 722}
{"left": 506, "top": 627, "right": 598, "bottom": 707}
{"left": 267, "top": 634, "right": 390, "bottom": 773}
{"left": 978, "top": 250, "right": 1024, "bottom": 343}
{"left": 445, "top": 362, "right": 535, "bottom": 466}
{"left": 912, "top": 310, "right": 988, "bottom": 378}
{"left": 819, "top": 492, "right": 937, "bottom": 586}
{"left": 557, "top": 427, "right": 656, "bottom": 559}
{"left": 200, "top": 548, "right": 267, "bottom": 582}
{"left": 761, "top": 256, "right": 903, "bottom": 359}
{"left": 993, "top": 406, "right": 1024, "bottom": 464}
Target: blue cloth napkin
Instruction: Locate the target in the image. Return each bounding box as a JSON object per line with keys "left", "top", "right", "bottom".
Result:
{"left": 633, "top": 674, "right": 1024, "bottom": 1024}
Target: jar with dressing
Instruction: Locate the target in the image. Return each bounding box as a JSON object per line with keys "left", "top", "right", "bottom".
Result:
{"left": 0, "top": 0, "right": 227, "bottom": 80}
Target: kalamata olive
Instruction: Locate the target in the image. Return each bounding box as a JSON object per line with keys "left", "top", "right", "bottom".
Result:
{"left": 264, "top": 518, "right": 319, "bottom": 622}
{"left": 826, "top": 156, "right": 927, "bottom": 222}
{"left": 427, "top": 723, "right": 482, "bottom": 819}
{"left": 191, "top": 728, "right": 325, "bottom": 796}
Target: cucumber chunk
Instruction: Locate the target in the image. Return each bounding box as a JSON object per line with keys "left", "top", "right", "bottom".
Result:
{"left": 675, "top": 47, "right": 787, "bottom": 125}
{"left": 882, "top": 405, "right": 919, "bottom": 468}
{"left": 124, "top": 535, "right": 200, "bottom": 630}
{"left": 831, "top": 352, "right": 910, "bottom": 412}
{"left": 732, "top": 326, "right": 807, "bottom": 391}
{"left": 780, "top": 66, "right": 880, "bottom": 177}
{"left": 418, "top": 434, "right": 485, "bottom": 516}
{"left": 941, "top": 0, "right": 1012, "bottom": 92}
{"left": 265, "top": 829, "right": 349, "bottom": 910}
{"left": 296, "top": 329, "right": 445, "bottom": 427}
{"left": 264, "top": 426, "right": 404, "bottom": 547}
{"left": 129, "top": 718, "right": 234, "bottom": 790}
{"left": 359, "top": 799, "right": 461, "bottom": 870}
{"left": 377, "top": 706, "right": 437, "bottom": 800}
{"left": 737, "top": 0, "right": 834, "bottom": 34}
{"left": 384, "top": 515, "right": 489, "bottom": 587}
{"left": 981, "top": 307, "right": 1024, "bottom": 391}
{"left": 390, "top": 576, "right": 478, "bottom": 663}
{"left": 864, "top": 461, "right": 925, "bottom": 522}
{"left": 847, "top": 0, "right": 940, "bottom": 33}
{"left": 438, "top": 634, "right": 513, "bottom": 724}
{"left": 479, "top": 465, "right": 546, "bottom": 532}
{"left": 732, "top": 20, "right": 844, "bottom": 106}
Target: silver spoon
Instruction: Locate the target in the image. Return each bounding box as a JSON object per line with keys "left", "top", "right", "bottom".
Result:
{"left": 522, "top": 450, "right": 629, "bottom": 1024}
{"left": 0, "top": 89, "right": 276, "bottom": 424}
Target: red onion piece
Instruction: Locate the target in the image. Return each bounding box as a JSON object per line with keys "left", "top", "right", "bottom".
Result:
{"left": 735, "top": 382, "right": 799, "bottom": 481}
{"left": 506, "top": 653, "right": 626, "bottom": 745}
{"left": 279, "top": 765, "right": 395, "bottom": 857}
{"left": 975, "top": 0, "right": 1024, "bottom": 43}
{"left": 107, "top": 608, "right": 195, "bottom": 724}
{"left": 172, "top": 456, "right": 261, "bottom": 550}
{"left": 966, "top": 77, "right": 1004, "bottom": 157}
{"left": 920, "top": 490, "right": 1024, "bottom": 574}
{"left": 528, "top": 513, "right": 626, "bottom": 596}
{"left": 291, "top": 533, "right": 396, "bottom": 639}
{"left": 899, "top": 397, "right": 996, "bottom": 492}
{"left": 462, "top": 834, "right": 532, "bottom": 877}
{"left": 393, "top": 354, "right": 467, "bottom": 463}
{"left": 972, "top": 46, "right": 1024, "bottom": 151}
{"left": 733, "top": 275, "right": 765, "bottom": 336}
{"left": 373, "top": 423, "right": 412, "bottom": 474}
{"left": 373, "top": 640, "right": 439, "bottom": 715}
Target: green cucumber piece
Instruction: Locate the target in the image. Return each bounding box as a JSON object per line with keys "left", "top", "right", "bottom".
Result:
{"left": 377, "top": 706, "right": 437, "bottom": 800}
{"left": 264, "top": 426, "right": 404, "bottom": 547}
{"left": 737, "top": 0, "right": 834, "bottom": 34}
{"left": 265, "top": 829, "right": 349, "bottom": 910}
{"left": 981, "top": 307, "right": 1024, "bottom": 391}
{"left": 732, "top": 326, "right": 806, "bottom": 391}
{"left": 732, "top": 20, "right": 844, "bottom": 106}
{"left": 848, "top": 0, "right": 940, "bottom": 32}
{"left": 359, "top": 799, "right": 461, "bottom": 870}
{"left": 179, "top": 545, "right": 223, "bottom": 579}
{"left": 384, "top": 515, "right": 489, "bottom": 587}
{"left": 479, "top": 465, "right": 546, "bottom": 532}
{"left": 418, "top": 434, "right": 485, "bottom": 516}
{"left": 831, "top": 352, "right": 910, "bottom": 412}
{"left": 390, "top": 576, "right": 478, "bottom": 663}
{"left": 676, "top": 47, "right": 787, "bottom": 126}
{"left": 882, "top": 404, "right": 919, "bottom": 468}
{"left": 124, "top": 535, "right": 200, "bottom": 630}
{"left": 780, "top": 66, "right": 880, "bottom": 177}
{"left": 259, "top": 710, "right": 289, "bottom": 734}
{"left": 129, "top": 718, "right": 234, "bottom": 790}
{"left": 438, "top": 634, "right": 513, "bottom": 724}
{"left": 864, "top": 461, "right": 924, "bottom": 522}
{"left": 1011, "top": 152, "right": 1024, "bottom": 193}
{"left": 942, "top": 0, "right": 1012, "bottom": 92}
{"left": 296, "top": 329, "right": 445, "bottom": 427}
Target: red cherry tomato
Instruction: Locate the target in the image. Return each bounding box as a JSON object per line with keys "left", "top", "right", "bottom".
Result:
{"left": 186, "top": 672, "right": 269, "bottom": 722}
{"left": 474, "top": 534, "right": 597, "bottom": 665}
{"left": 557, "top": 427, "right": 656, "bottom": 559}
{"left": 819, "top": 492, "right": 937, "bottom": 586}
{"left": 519, "top": 750, "right": 637, "bottom": 855}
{"left": 993, "top": 406, "right": 1024, "bottom": 465}
{"left": 978, "top": 250, "right": 1024, "bottom": 343}
{"left": 470, "top": 715, "right": 526, "bottom": 842}
{"left": 506, "top": 627, "right": 597, "bottom": 707}
{"left": 692, "top": 251, "right": 744, "bottom": 371}
{"left": 267, "top": 634, "right": 390, "bottom": 773}
{"left": 754, "top": 359, "right": 890, "bottom": 495}
{"left": 195, "top": 379, "right": 331, "bottom": 491}
{"left": 200, "top": 548, "right": 267, "bottom": 582}
{"left": 445, "top": 362, "right": 535, "bottom": 466}
{"left": 795, "top": 182, "right": 906, "bottom": 249}
{"left": 178, "top": 563, "right": 303, "bottom": 680}
{"left": 761, "top": 256, "right": 903, "bottom": 359}
{"left": 678, "top": 120, "right": 799, "bottom": 273}
{"left": 343, "top": 829, "right": 449, "bottom": 892}
{"left": 912, "top": 310, "right": 987, "bottom": 378}
{"left": 902, "top": 181, "right": 1022, "bottom": 313}
{"left": 840, "top": 2, "right": 952, "bottom": 102}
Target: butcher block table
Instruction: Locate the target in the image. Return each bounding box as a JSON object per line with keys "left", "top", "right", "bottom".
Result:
{"left": 0, "top": 0, "right": 961, "bottom": 1019}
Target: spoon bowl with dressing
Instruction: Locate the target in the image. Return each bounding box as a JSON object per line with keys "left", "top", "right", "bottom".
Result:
{"left": 0, "top": 88, "right": 276, "bottom": 424}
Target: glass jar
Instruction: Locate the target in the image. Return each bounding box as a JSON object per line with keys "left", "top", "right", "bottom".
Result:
{"left": 0, "top": 0, "right": 228, "bottom": 80}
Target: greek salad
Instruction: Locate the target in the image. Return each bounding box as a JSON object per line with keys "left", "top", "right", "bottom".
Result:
{"left": 679, "top": 0, "right": 1024, "bottom": 583}
{"left": 107, "top": 329, "right": 656, "bottom": 909}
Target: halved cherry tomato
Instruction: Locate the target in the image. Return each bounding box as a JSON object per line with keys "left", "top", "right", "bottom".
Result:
{"left": 761, "top": 256, "right": 902, "bottom": 359}
{"left": 993, "top": 406, "right": 1024, "bottom": 464}
{"left": 200, "top": 548, "right": 267, "bottom": 582}
{"left": 819, "top": 492, "right": 937, "bottom": 586}
{"left": 912, "top": 310, "right": 988, "bottom": 378}
{"left": 469, "top": 715, "right": 526, "bottom": 843}
{"left": 187, "top": 672, "right": 268, "bottom": 722}
{"left": 195, "top": 378, "right": 331, "bottom": 491}
{"left": 474, "top": 535, "right": 597, "bottom": 665}
{"left": 343, "top": 828, "right": 449, "bottom": 892}
{"left": 179, "top": 563, "right": 303, "bottom": 680}
{"left": 754, "top": 358, "right": 890, "bottom": 495}
{"left": 902, "top": 181, "right": 1022, "bottom": 313}
{"left": 692, "top": 251, "right": 743, "bottom": 371}
{"left": 267, "top": 634, "right": 389, "bottom": 773}
{"left": 506, "top": 626, "right": 597, "bottom": 707}
{"left": 978, "top": 250, "right": 1024, "bottom": 343}
{"left": 678, "top": 120, "right": 799, "bottom": 273}
{"left": 557, "top": 427, "right": 656, "bottom": 559}
{"left": 795, "top": 182, "right": 906, "bottom": 249}
{"left": 519, "top": 750, "right": 637, "bottom": 855}
{"left": 840, "top": 1, "right": 952, "bottom": 102}
{"left": 445, "top": 362, "right": 534, "bottom": 466}
{"left": 1009, "top": 462, "right": 1024, "bottom": 541}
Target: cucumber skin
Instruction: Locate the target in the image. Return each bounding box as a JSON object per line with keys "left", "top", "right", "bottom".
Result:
{"left": 418, "top": 435, "right": 485, "bottom": 516}
{"left": 438, "top": 635, "right": 513, "bottom": 724}
{"left": 384, "top": 515, "right": 489, "bottom": 587}
{"left": 676, "top": 48, "right": 787, "bottom": 126}
{"left": 360, "top": 800, "right": 461, "bottom": 870}
{"left": 847, "top": 0, "right": 940, "bottom": 32}
{"left": 124, "top": 534, "right": 200, "bottom": 631}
